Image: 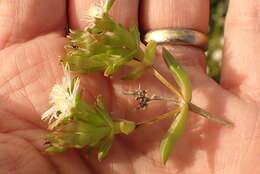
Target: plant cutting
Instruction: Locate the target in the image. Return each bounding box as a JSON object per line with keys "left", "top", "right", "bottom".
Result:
{"left": 41, "top": 0, "right": 232, "bottom": 164}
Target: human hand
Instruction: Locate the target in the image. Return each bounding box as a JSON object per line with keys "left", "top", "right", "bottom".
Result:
{"left": 0, "top": 0, "right": 259, "bottom": 173}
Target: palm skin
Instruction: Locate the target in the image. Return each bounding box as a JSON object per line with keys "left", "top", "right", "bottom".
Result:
{"left": 1, "top": 0, "right": 260, "bottom": 174}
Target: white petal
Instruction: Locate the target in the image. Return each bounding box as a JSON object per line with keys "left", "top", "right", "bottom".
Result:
{"left": 41, "top": 106, "right": 56, "bottom": 120}
{"left": 42, "top": 63, "right": 81, "bottom": 129}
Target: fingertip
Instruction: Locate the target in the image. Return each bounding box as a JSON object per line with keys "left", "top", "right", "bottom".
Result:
{"left": 68, "top": 0, "right": 139, "bottom": 30}
{"left": 140, "top": 0, "right": 209, "bottom": 33}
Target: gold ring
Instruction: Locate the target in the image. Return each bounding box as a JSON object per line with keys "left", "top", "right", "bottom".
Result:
{"left": 144, "top": 29, "right": 208, "bottom": 50}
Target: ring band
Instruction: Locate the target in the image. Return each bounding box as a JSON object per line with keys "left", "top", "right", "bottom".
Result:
{"left": 144, "top": 29, "right": 208, "bottom": 50}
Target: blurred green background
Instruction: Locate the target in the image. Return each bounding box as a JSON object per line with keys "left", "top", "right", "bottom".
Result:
{"left": 207, "top": 0, "right": 228, "bottom": 81}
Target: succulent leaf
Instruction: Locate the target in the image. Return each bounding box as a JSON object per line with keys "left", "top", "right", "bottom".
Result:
{"left": 160, "top": 48, "right": 192, "bottom": 164}
{"left": 160, "top": 104, "right": 189, "bottom": 164}
{"left": 162, "top": 48, "right": 192, "bottom": 101}
{"left": 98, "top": 135, "right": 114, "bottom": 160}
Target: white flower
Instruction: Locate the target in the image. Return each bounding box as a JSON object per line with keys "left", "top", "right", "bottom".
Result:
{"left": 84, "top": 0, "right": 107, "bottom": 29}
{"left": 41, "top": 64, "right": 80, "bottom": 130}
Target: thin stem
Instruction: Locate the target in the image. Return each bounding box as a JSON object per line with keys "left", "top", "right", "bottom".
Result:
{"left": 189, "top": 103, "right": 233, "bottom": 126}
{"left": 136, "top": 108, "right": 181, "bottom": 127}
{"left": 127, "top": 59, "right": 184, "bottom": 102}
{"left": 152, "top": 67, "right": 184, "bottom": 101}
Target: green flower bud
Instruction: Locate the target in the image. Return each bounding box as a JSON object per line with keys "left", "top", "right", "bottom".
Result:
{"left": 113, "top": 119, "right": 136, "bottom": 135}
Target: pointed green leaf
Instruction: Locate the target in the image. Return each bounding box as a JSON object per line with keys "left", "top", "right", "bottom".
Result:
{"left": 104, "top": 0, "right": 116, "bottom": 13}
{"left": 95, "top": 96, "right": 114, "bottom": 127}
{"left": 104, "top": 49, "right": 138, "bottom": 76}
{"left": 160, "top": 104, "right": 189, "bottom": 164}
{"left": 45, "top": 146, "right": 67, "bottom": 154}
{"left": 77, "top": 122, "right": 111, "bottom": 146}
{"left": 162, "top": 48, "right": 192, "bottom": 102}
{"left": 143, "top": 41, "right": 157, "bottom": 66}
{"left": 74, "top": 92, "right": 106, "bottom": 126}
{"left": 122, "top": 66, "right": 145, "bottom": 80}
{"left": 98, "top": 136, "right": 113, "bottom": 160}
{"left": 129, "top": 24, "right": 140, "bottom": 47}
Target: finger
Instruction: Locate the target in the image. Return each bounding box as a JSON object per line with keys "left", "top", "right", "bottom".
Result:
{"left": 68, "top": 0, "right": 139, "bottom": 30}
{"left": 140, "top": 0, "right": 209, "bottom": 33}
{"left": 0, "top": 0, "right": 66, "bottom": 50}
{"left": 140, "top": 0, "right": 209, "bottom": 69}
{"left": 221, "top": 0, "right": 260, "bottom": 101}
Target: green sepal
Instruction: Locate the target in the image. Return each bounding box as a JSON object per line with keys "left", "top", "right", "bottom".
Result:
{"left": 160, "top": 104, "right": 189, "bottom": 164}
{"left": 143, "top": 41, "right": 157, "bottom": 66}
{"left": 129, "top": 24, "right": 141, "bottom": 50}
{"left": 95, "top": 95, "right": 114, "bottom": 127}
{"left": 122, "top": 41, "right": 156, "bottom": 80}
{"left": 73, "top": 92, "right": 106, "bottom": 126}
{"left": 104, "top": 49, "right": 138, "bottom": 76}
{"left": 104, "top": 0, "right": 116, "bottom": 12}
{"left": 45, "top": 146, "right": 68, "bottom": 154}
{"left": 113, "top": 119, "right": 136, "bottom": 135}
{"left": 122, "top": 65, "right": 145, "bottom": 80}
{"left": 77, "top": 122, "right": 111, "bottom": 147}
{"left": 98, "top": 135, "right": 114, "bottom": 160}
{"left": 162, "top": 48, "right": 192, "bottom": 102}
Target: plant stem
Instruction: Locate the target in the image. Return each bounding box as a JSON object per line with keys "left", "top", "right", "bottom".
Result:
{"left": 127, "top": 60, "right": 232, "bottom": 126}
{"left": 151, "top": 67, "right": 184, "bottom": 101}
{"left": 126, "top": 59, "right": 184, "bottom": 101}
{"left": 136, "top": 108, "right": 181, "bottom": 127}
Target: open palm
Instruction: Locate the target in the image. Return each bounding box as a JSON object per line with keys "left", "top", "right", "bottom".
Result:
{"left": 1, "top": 0, "right": 260, "bottom": 174}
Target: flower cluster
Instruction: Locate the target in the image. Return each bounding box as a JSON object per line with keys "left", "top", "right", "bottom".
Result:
{"left": 42, "top": 63, "right": 136, "bottom": 160}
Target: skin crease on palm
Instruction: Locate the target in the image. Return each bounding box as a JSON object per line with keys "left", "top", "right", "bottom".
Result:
{"left": 1, "top": 0, "right": 260, "bottom": 173}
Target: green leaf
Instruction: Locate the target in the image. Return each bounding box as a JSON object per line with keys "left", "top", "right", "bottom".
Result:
{"left": 74, "top": 92, "right": 106, "bottom": 126}
{"left": 77, "top": 122, "right": 111, "bottom": 146}
{"left": 122, "top": 65, "right": 145, "bottom": 80}
{"left": 104, "top": 49, "right": 138, "bottom": 76}
{"left": 189, "top": 103, "right": 233, "bottom": 126}
{"left": 95, "top": 96, "right": 113, "bottom": 123}
{"left": 129, "top": 24, "right": 140, "bottom": 47}
{"left": 45, "top": 146, "right": 68, "bottom": 154}
{"left": 98, "top": 136, "right": 114, "bottom": 160}
{"left": 143, "top": 41, "right": 157, "bottom": 66}
{"left": 104, "top": 0, "right": 116, "bottom": 13}
{"left": 122, "top": 41, "right": 156, "bottom": 80}
{"left": 160, "top": 104, "right": 189, "bottom": 164}
{"left": 113, "top": 119, "right": 136, "bottom": 135}
{"left": 162, "top": 48, "right": 192, "bottom": 102}
{"left": 160, "top": 48, "right": 193, "bottom": 164}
